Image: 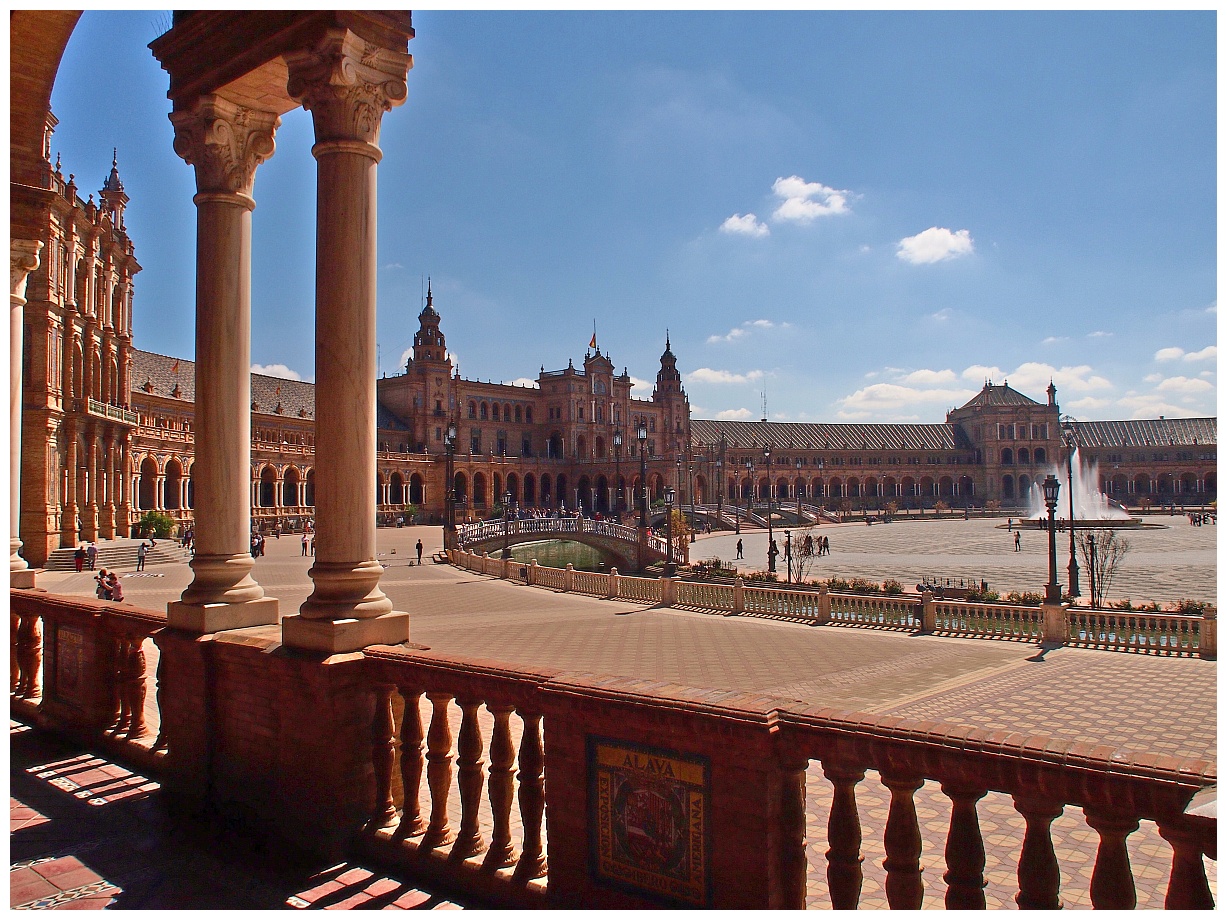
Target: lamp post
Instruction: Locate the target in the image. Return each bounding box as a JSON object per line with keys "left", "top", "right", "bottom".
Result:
{"left": 664, "top": 486, "right": 676, "bottom": 576}
{"left": 784, "top": 529, "right": 792, "bottom": 583}
{"left": 675, "top": 457, "right": 683, "bottom": 538}
{"left": 637, "top": 421, "right": 649, "bottom": 531}
{"left": 716, "top": 433, "right": 726, "bottom": 530}
{"left": 613, "top": 428, "right": 623, "bottom": 517}
{"left": 687, "top": 452, "right": 696, "bottom": 542}
{"left": 444, "top": 421, "right": 457, "bottom": 548}
{"left": 1062, "top": 419, "right": 1081, "bottom": 599}
{"left": 796, "top": 457, "right": 804, "bottom": 522}
{"left": 501, "top": 490, "right": 513, "bottom": 559}
{"left": 740, "top": 457, "right": 753, "bottom": 535}
{"left": 1043, "top": 474, "right": 1062, "bottom": 604}
{"left": 764, "top": 444, "right": 776, "bottom": 573}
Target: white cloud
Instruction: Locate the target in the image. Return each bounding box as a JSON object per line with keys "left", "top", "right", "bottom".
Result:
{"left": 1143, "top": 373, "right": 1162, "bottom": 383}
{"left": 383, "top": 262, "right": 404, "bottom": 270}
{"left": 1155, "top": 345, "right": 1216, "bottom": 363}
{"left": 1155, "top": 376, "right": 1213, "bottom": 394}
{"left": 770, "top": 175, "right": 850, "bottom": 223}
{"left": 251, "top": 363, "right": 303, "bottom": 381}
{"left": 839, "top": 382, "right": 976, "bottom": 415}
{"left": 1087, "top": 330, "right": 1113, "bottom": 338}
{"left": 931, "top": 308, "right": 953, "bottom": 322}
{"left": 897, "top": 227, "right": 974, "bottom": 264}
{"left": 1116, "top": 394, "right": 1198, "bottom": 419}
{"left": 706, "top": 319, "right": 784, "bottom": 344}
{"left": 509, "top": 377, "right": 539, "bottom": 388}
{"left": 720, "top": 213, "right": 769, "bottom": 237}
{"left": 630, "top": 376, "right": 652, "bottom": 395}
{"left": 716, "top": 407, "right": 754, "bottom": 420}
{"left": 1008, "top": 362, "right": 1112, "bottom": 393}
{"left": 399, "top": 348, "right": 414, "bottom": 368}
{"left": 1067, "top": 397, "right": 1111, "bottom": 411}
{"left": 685, "top": 367, "right": 764, "bottom": 385}
{"left": 898, "top": 368, "right": 957, "bottom": 386}
{"left": 749, "top": 319, "right": 776, "bottom": 329}
{"left": 1042, "top": 336, "right": 1069, "bottom": 345}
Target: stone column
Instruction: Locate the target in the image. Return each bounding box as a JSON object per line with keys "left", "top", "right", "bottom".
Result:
{"left": 167, "top": 95, "right": 281, "bottom": 633}
{"left": 281, "top": 28, "right": 411, "bottom": 652}
{"left": 99, "top": 435, "right": 115, "bottom": 538}
{"left": 83, "top": 433, "right": 99, "bottom": 539}
{"left": 11, "top": 239, "right": 42, "bottom": 587}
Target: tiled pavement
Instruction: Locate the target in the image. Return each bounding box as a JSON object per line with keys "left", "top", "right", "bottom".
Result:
{"left": 26, "top": 523, "right": 1216, "bottom": 908}
{"left": 10, "top": 719, "right": 467, "bottom": 910}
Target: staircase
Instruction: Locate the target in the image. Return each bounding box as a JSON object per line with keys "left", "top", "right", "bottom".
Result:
{"left": 43, "top": 538, "right": 192, "bottom": 572}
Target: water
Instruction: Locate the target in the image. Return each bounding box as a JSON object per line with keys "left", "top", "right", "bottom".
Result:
{"left": 509, "top": 540, "right": 610, "bottom": 572}
{"left": 1026, "top": 447, "right": 1131, "bottom": 520}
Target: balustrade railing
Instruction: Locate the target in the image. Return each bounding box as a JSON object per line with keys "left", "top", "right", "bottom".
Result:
{"left": 829, "top": 593, "right": 920, "bottom": 630}
{"left": 570, "top": 570, "right": 608, "bottom": 597}
{"left": 614, "top": 575, "right": 661, "bottom": 605}
{"left": 744, "top": 585, "right": 822, "bottom": 621}
{"left": 9, "top": 591, "right": 167, "bottom": 767}
{"left": 674, "top": 580, "right": 735, "bottom": 610}
{"left": 932, "top": 600, "right": 1044, "bottom": 641}
{"left": 87, "top": 397, "right": 139, "bottom": 425}
{"left": 1067, "top": 609, "right": 1202, "bottom": 656}
{"left": 533, "top": 565, "right": 567, "bottom": 591}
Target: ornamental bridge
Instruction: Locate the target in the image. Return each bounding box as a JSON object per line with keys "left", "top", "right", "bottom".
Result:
{"left": 455, "top": 517, "right": 682, "bottom": 572}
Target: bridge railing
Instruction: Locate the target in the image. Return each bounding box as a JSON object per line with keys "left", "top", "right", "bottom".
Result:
{"left": 457, "top": 516, "right": 673, "bottom": 562}
{"left": 445, "top": 555, "right": 1215, "bottom": 659}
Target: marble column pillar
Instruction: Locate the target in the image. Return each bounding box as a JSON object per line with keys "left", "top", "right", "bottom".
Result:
{"left": 11, "top": 240, "right": 42, "bottom": 587}
{"left": 282, "top": 28, "right": 411, "bottom": 653}
{"left": 99, "top": 436, "right": 115, "bottom": 538}
{"left": 83, "top": 434, "right": 99, "bottom": 539}
{"left": 167, "top": 95, "right": 281, "bottom": 633}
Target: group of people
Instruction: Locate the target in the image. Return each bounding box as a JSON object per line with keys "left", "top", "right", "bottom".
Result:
{"left": 93, "top": 568, "right": 124, "bottom": 602}
{"left": 72, "top": 542, "right": 97, "bottom": 572}
{"left": 1188, "top": 512, "right": 1214, "bottom": 526}
{"left": 802, "top": 534, "right": 831, "bottom": 556}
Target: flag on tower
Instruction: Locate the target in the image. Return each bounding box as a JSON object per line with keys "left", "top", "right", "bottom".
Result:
{"left": 170, "top": 360, "right": 179, "bottom": 373}
{"left": 589, "top": 333, "right": 597, "bottom": 350}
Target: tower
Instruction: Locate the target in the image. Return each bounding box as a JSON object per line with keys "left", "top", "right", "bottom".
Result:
{"left": 652, "top": 332, "right": 690, "bottom": 461}
{"left": 99, "top": 149, "right": 127, "bottom": 230}
{"left": 412, "top": 281, "right": 448, "bottom": 366}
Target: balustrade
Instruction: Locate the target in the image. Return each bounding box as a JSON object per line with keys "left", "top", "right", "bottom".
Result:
{"left": 1068, "top": 609, "right": 1201, "bottom": 656}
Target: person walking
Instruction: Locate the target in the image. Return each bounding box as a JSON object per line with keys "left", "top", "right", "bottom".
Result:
{"left": 86, "top": 542, "right": 97, "bottom": 571}
{"left": 74, "top": 545, "right": 85, "bottom": 572}
{"left": 735, "top": 538, "right": 744, "bottom": 560}
{"left": 301, "top": 532, "right": 309, "bottom": 556}
{"left": 1014, "top": 531, "right": 1021, "bottom": 552}
{"left": 416, "top": 539, "right": 424, "bottom": 565}
{"left": 137, "top": 540, "right": 149, "bottom": 572}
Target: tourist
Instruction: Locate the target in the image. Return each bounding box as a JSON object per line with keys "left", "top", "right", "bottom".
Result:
{"left": 1014, "top": 531, "right": 1021, "bottom": 552}
{"left": 736, "top": 538, "right": 743, "bottom": 560}
{"left": 95, "top": 569, "right": 111, "bottom": 600}
{"left": 86, "top": 541, "right": 97, "bottom": 571}
{"left": 416, "top": 540, "right": 424, "bottom": 565}
{"left": 137, "top": 540, "right": 149, "bottom": 571}
{"left": 301, "top": 532, "right": 309, "bottom": 556}
{"left": 1008, "top": 518, "right": 1012, "bottom": 532}
{"left": 74, "top": 545, "right": 85, "bottom": 572}
{"left": 107, "top": 572, "right": 123, "bottom": 603}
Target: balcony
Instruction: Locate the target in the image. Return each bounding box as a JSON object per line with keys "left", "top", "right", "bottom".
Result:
{"left": 85, "top": 398, "right": 138, "bottom": 425}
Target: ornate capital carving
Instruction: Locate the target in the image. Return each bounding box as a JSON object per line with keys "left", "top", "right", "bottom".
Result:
{"left": 285, "top": 28, "right": 410, "bottom": 146}
{"left": 11, "top": 239, "right": 43, "bottom": 302}
{"left": 169, "top": 96, "right": 280, "bottom": 198}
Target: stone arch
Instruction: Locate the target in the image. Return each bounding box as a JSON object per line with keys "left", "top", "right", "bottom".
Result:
{"left": 1034, "top": 447, "right": 1047, "bottom": 464}
{"left": 539, "top": 473, "right": 552, "bottom": 506}
{"left": 473, "top": 471, "right": 487, "bottom": 507}
{"left": 524, "top": 473, "right": 536, "bottom": 506}
{"left": 1133, "top": 473, "right": 1151, "bottom": 495}
{"left": 576, "top": 434, "right": 587, "bottom": 459}
{"left": 577, "top": 475, "right": 592, "bottom": 513}
{"left": 847, "top": 477, "right": 861, "bottom": 499}
{"left": 409, "top": 472, "right": 424, "bottom": 505}
{"left": 556, "top": 474, "right": 569, "bottom": 509}
{"left": 1002, "top": 474, "right": 1016, "bottom": 500}
{"left": 938, "top": 476, "right": 954, "bottom": 497}
{"left": 1001, "top": 448, "right": 1014, "bottom": 465}
{"left": 259, "top": 465, "right": 277, "bottom": 507}
{"left": 506, "top": 472, "right": 520, "bottom": 505}
{"left": 453, "top": 471, "right": 469, "bottom": 505}
{"left": 164, "top": 457, "right": 183, "bottom": 510}
{"left": 1018, "top": 447, "right": 1030, "bottom": 465}
{"left": 694, "top": 473, "right": 707, "bottom": 505}
{"left": 1180, "top": 472, "right": 1197, "bottom": 494}
{"left": 480, "top": 401, "right": 489, "bottom": 420}
{"left": 548, "top": 431, "right": 563, "bottom": 458}
{"left": 284, "top": 466, "right": 302, "bottom": 507}
{"left": 304, "top": 469, "right": 316, "bottom": 507}
{"left": 920, "top": 476, "right": 936, "bottom": 497}
{"left": 1018, "top": 474, "right": 1031, "bottom": 501}
{"left": 137, "top": 456, "right": 158, "bottom": 511}
{"left": 594, "top": 474, "right": 609, "bottom": 513}
{"left": 390, "top": 471, "right": 405, "bottom": 504}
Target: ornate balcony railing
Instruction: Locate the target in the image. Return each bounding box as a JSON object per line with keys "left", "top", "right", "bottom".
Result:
{"left": 86, "top": 397, "right": 139, "bottom": 425}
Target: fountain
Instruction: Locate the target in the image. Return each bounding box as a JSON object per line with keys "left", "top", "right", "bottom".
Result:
{"left": 1022, "top": 447, "right": 1140, "bottom": 527}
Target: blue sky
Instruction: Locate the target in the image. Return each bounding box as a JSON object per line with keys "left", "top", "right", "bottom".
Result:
{"left": 50, "top": 10, "right": 1216, "bottom": 423}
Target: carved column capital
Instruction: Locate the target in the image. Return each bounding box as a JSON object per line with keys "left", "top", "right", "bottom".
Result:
{"left": 169, "top": 96, "right": 280, "bottom": 202}
{"left": 11, "top": 239, "right": 43, "bottom": 303}
{"left": 285, "top": 28, "right": 411, "bottom": 149}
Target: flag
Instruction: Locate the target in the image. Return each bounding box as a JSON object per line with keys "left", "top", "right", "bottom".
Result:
{"left": 170, "top": 360, "right": 179, "bottom": 373}
{"left": 589, "top": 333, "right": 597, "bottom": 349}
{"left": 275, "top": 386, "right": 281, "bottom": 396}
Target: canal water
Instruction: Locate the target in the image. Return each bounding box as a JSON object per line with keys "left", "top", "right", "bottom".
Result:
{"left": 508, "top": 540, "right": 610, "bottom": 572}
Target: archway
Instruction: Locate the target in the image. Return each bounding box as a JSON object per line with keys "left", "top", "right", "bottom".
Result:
{"left": 594, "top": 474, "right": 609, "bottom": 514}
{"left": 164, "top": 458, "right": 183, "bottom": 510}
{"left": 556, "top": 474, "right": 568, "bottom": 509}
{"left": 409, "top": 472, "right": 424, "bottom": 505}
{"left": 283, "top": 467, "right": 301, "bottom": 507}
{"left": 453, "top": 471, "right": 469, "bottom": 505}
{"left": 138, "top": 456, "right": 157, "bottom": 511}
{"left": 472, "top": 472, "right": 487, "bottom": 507}
{"left": 577, "top": 475, "right": 592, "bottom": 513}
{"left": 1002, "top": 475, "right": 1015, "bottom": 500}
{"left": 524, "top": 473, "right": 536, "bottom": 506}
{"left": 390, "top": 471, "right": 405, "bottom": 504}
{"left": 259, "top": 466, "right": 276, "bottom": 507}
{"left": 506, "top": 472, "right": 520, "bottom": 505}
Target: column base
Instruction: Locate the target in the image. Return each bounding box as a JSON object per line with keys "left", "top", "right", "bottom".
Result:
{"left": 10, "top": 569, "right": 39, "bottom": 589}
{"left": 281, "top": 611, "right": 410, "bottom": 654}
{"left": 168, "top": 596, "right": 280, "bottom": 633}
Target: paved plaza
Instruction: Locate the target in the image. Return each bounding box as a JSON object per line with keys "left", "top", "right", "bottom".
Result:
{"left": 25, "top": 520, "right": 1217, "bottom": 908}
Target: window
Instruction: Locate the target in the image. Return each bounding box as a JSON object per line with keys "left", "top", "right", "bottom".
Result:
{"left": 471, "top": 432, "right": 481, "bottom": 454}
{"left": 468, "top": 401, "right": 476, "bottom": 419}
{"left": 525, "top": 407, "right": 533, "bottom": 423}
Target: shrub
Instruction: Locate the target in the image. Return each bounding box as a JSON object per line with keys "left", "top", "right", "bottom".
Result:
{"left": 1002, "top": 591, "right": 1044, "bottom": 607}
{"left": 1168, "top": 599, "right": 1210, "bottom": 615}
{"left": 137, "top": 510, "right": 176, "bottom": 539}
{"left": 881, "top": 579, "right": 904, "bottom": 595}
{"left": 745, "top": 570, "right": 778, "bottom": 583}
{"left": 848, "top": 577, "right": 880, "bottom": 595}
{"left": 966, "top": 588, "right": 1001, "bottom": 603}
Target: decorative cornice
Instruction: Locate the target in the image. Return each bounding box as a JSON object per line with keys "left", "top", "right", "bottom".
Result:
{"left": 169, "top": 95, "right": 280, "bottom": 200}
{"left": 11, "top": 239, "right": 44, "bottom": 302}
{"left": 285, "top": 28, "right": 410, "bottom": 147}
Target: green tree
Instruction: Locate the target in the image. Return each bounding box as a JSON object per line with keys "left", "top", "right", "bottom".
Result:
{"left": 137, "top": 510, "right": 176, "bottom": 539}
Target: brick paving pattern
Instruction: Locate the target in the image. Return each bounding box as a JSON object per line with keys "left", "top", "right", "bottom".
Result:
{"left": 28, "top": 522, "right": 1215, "bottom": 908}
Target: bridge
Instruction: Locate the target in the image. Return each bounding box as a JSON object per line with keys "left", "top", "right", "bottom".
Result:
{"left": 456, "top": 517, "right": 681, "bottom": 572}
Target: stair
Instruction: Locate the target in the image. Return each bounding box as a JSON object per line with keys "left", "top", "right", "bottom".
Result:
{"left": 43, "top": 538, "right": 192, "bottom": 572}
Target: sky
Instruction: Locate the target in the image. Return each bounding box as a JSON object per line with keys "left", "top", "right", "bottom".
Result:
{"left": 49, "top": 10, "right": 1216, "bottom": 424}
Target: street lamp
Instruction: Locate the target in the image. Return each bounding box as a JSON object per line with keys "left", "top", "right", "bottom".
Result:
{"left": 1062, "top": 418, "right": 1081, "bottom": 598}
{"left": 716, "top": 433, "right": 726, "bottom": 530}
{"left": 687, "top": 452, "right": 696, "bottom": 542}
{"left": 784, "top": 529, "right": 792, "bottom": 583}
{"left": 796, "top": 457, "right": 804, "bottom": 522}
{"left": 444, "top": 421, "right": 457, "bottom": 548}
{"left": 501, "top": 490, "right": 513, "bottom": 559}
{"left": 764, "top": 444, "right": 776, "bottom": 573}
{"left": 613, "top": 428, "right": 623, "bottom": 516}
{"left": 740, "top": 456, "right": 753, "bottom": 535}
{"left": 637, "top": 421, "right": 649, "bottom": 530}
{"left": 664, "top": 486, "right": 676, "bottom": 576}
{"left": 1042, "top": 474, "right": 1062, "bottom": 604}
{"left": 675, "top": 457, "right": 683, "bottom": 535}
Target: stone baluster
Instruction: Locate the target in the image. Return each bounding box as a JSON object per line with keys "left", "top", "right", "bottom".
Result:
{"left": 1013, "top": 796, "right": 1064, "bottom": 909}
{"left": 395, "top": 687, "right": 427, "bottom": 839}
{"left": 1157, "top": 818, "right": 1215, "bottom": 909}
{"left": 420, "top": 693, "right": 455, "bottom": 849}
{"left": 880, "top": 772, "right": 925, "bottom": 909}
{"left": 822, "top": 762, "right": 865, "bottom": 909}
{"left": 1085, "top": 807, "right": 1139, "bottom": 910}
{"left": 124, "top": 638, "right": 147, "bottom": 738}
{"left": 452, "top": 699, "right": 488, "bottom": 859}
{"left": 11, "top": 240, "right": 42, "bottom": 587}
{"left": 780, "top": 759, "right": 809, "bottom": 909}
{"left": 108, "top": 636, "right": 130, "bottom": 732}
{"left": 15, "top": 614, "right": 42, "bottom": 699}
{"left": 282, "top": 27, "right": 411, "bottom": 653}
{"left": 10, "top": 612, "right": 19, "bottom": 694}
{"left": 513, "top": 711, "right": 548, "bottom": 881}
{"left": 366, "top": 684, "right": 398, "bottom": 831}
{"left": 483, "top": 704, "right": 519, "bottom": 869}
{"left": 940, "top": 783, "right": 987, "bottom": 909}
{"left": 167, "top": 94, "right": 280, "bottom": 634}
{"left": 152, "top": 650, "right": 168, "bottom": 752}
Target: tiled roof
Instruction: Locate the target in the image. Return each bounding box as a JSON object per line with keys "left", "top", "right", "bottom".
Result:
{"left": 1071, "top": 418, "right": 1216, "bottom": 449}
{"left": 131, "top": 350, "right": 315, "bottom": 419}
{"left": 690, "top": 419, "right": 971, "bottom": 452}
{"left": 957, "top": 383, "right": 1042, "bottom": 409}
